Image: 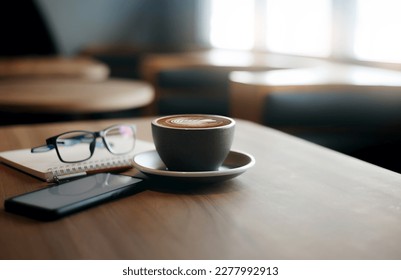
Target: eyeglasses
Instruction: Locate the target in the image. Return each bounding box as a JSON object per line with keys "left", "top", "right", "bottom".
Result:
{"left": 31, "top": 124, "right": 136, "bottom": 163}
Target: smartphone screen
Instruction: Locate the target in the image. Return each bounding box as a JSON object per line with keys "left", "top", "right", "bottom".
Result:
{"left": 5, "top": 173, "right": 143, "bottom": 220}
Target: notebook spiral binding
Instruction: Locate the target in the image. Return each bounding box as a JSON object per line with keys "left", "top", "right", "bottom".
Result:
{"left": 47, "top": 156, "right": 134, "bottom": 182}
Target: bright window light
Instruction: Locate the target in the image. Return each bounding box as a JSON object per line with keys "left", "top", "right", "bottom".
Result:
{"left": 265, "top": 0, "right": 331, "bottom": 57}
{"left": 209, "top": 0, "right": 255, "bottom": 50}
{"left": 354, "top": 0, "right": 401, "bottom": 63}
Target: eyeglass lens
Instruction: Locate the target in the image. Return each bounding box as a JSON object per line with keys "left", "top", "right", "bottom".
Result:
{"left": 104, "top": 125, "right": 135, "bottom": 154}
{"left": 56, "top": 132, "right": 95, "bottom": 162}
{"left": 55, "top": 125, "right": 135, "bottom": 163}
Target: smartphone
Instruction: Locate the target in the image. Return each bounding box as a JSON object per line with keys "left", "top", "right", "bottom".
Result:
{"left": 4, "top": 173, "right": 145, "bottom": 221}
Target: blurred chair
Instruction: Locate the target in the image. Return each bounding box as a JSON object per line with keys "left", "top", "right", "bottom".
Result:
{"left": 80, "top": 44, "right": 146, "bottom": 80}
{"left": 155, "top": 68, "right": 230, "bottom": 115}
{"left": 262, "top": 90, "right": 401, "bottom": 151}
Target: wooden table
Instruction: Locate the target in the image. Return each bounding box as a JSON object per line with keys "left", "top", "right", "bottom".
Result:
{"left": 1, "top": 117, "right": 401, "bottom": 259}
{"left": 140, "top": 50, "right": 325, "bottom": 114}
{"left": 0, "top": 56, "right": 109, "bottom": 81}
{"left": 230, "top": 64, "right": 401, "bottom": 123}
{"left": 140, "top": 49, "right": 325, "bottom": 81}
{"left": 0, "top": 78, "right": 154, "bottom": 114}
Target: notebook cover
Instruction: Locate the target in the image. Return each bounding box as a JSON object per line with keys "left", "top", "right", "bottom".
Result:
{"left": 0, "top": 139, "right": 154, "bottom": 182}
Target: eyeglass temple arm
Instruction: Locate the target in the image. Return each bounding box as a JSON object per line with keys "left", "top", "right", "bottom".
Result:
{"left": 31, "top": 134, "right": 104, "bottom": 154}
{"left": 31, "top": 144, "right": 55, "bottom": 153}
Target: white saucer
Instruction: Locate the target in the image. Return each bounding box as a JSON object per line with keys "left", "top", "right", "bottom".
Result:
{"left": 132, "top": 150, "right": 255, "bottom": 184}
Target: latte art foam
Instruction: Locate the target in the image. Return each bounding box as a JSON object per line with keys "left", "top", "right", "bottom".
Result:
{"left": 156, "top": 115, "right": 232, "bottom": 129}
{"left": 170, "top": 117, "right": 217, "bottom": 126}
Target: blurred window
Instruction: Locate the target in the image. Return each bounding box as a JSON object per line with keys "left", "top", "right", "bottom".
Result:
{"left": 354, "top": 0, "right": 401, "bottom": 63}
{"left": 265, "top": 0, "right": 331, "bottom": 57}
{"left": 208, "top": 0, "right": 401, "bottom": 64}
{"left": 209, "top": 0, "right": 254, "bottom": 50}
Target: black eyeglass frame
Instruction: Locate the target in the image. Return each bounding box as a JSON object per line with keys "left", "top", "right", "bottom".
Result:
{"left": 31, "top": 124, "right": 136, "bottom": 163}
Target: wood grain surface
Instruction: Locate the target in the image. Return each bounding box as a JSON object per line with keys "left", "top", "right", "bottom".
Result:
{"left": 1, "top": 117, "right": 401, "bottom": 259}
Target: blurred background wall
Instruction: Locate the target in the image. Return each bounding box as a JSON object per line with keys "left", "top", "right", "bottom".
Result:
{"left": 36, "top": 0, "right": 203, "bottom": 55}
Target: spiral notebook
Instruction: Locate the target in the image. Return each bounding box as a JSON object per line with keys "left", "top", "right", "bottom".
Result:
{"left": 0, "top": 139, "right": 154, "bottom": 182}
